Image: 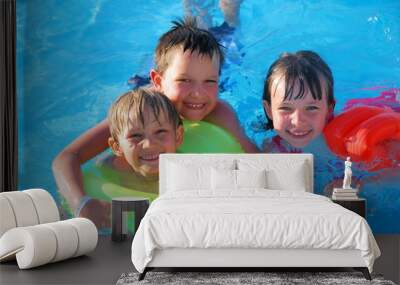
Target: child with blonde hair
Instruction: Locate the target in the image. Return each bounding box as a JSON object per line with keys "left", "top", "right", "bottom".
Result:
{"left": 54, "top": 88, "right": 183, "bottom": 228}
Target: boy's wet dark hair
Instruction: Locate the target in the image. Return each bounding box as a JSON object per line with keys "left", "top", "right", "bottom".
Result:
{"left": 262, "top": 50, "right": 335, "bottom": 130}
{"left": 108, "top": 87, "right": 182, "bottom": 141}
{"left": 155, "top": 16, "right": 225, "bottom": 73}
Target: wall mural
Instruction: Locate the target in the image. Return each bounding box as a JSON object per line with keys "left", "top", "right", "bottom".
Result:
{"left": 17, "top": 0, "right": 399, "bottom": 234}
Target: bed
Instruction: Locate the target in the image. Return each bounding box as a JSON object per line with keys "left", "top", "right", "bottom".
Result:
{"left": 131, "top": 154, "right": 380, "bottom": 280}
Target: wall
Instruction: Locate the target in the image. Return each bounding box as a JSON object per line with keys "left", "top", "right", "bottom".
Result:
{"left": 16, "top": 1, "right": 400, "bottom": 234}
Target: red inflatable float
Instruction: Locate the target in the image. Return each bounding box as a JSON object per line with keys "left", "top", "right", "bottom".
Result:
{"left": 324, "top": 106, "right": 400, "bottom": 171}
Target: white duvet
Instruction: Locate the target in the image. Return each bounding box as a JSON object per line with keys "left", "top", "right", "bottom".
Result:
{"left": 131, "top": 190, "right": 380, "bottom": 273}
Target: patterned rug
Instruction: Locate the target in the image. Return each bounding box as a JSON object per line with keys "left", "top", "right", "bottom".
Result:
{"left": 116, "top": 271, "right": 396, "bottom": 285}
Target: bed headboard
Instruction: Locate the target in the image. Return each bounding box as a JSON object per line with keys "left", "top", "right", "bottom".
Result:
{"left": 159, "top": 154, "right": 314, "bottom": 195}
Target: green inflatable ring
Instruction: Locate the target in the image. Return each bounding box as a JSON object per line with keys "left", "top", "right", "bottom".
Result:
{"left": 83, "top": 120, "right": 243, "bottom": 200}
{"left": 62, "top": 120, "right": 244, "bottom": 217}
{"left": 179, "top": 120, "right": 244, "bottom": 153}
{"left": 82, "top": 165, "right": 159, "bottom": 202}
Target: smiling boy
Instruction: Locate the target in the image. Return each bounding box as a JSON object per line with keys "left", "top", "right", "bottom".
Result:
{"left": 151, "top": 48, "right": 219, "bottom": 122}
{"left": 107, "top": 88, "right": 183, "bottom": 179}
{"left": 58, "top": 88, "right": 183, "bottom": 229}
{"left": 150, "top": 17, "right": 255, "bottom": 149}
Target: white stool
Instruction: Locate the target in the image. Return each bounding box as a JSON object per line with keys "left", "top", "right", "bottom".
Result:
{"left": 0, "top": 189, "right": 98, "bottom": 269}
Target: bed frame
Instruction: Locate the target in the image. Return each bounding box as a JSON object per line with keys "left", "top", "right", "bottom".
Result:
{"left": 139, "top": 154, "right": 371, "bottom": 280}
{"left": 141, "top": 248, "right": 371, "bottom": 280}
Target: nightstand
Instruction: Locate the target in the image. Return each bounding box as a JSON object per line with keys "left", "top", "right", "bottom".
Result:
{"left": 332, "top": 198, "right": 366, "bottom": 218}
{"left": 111, "top": 197, "right": 150, "bottom": 242}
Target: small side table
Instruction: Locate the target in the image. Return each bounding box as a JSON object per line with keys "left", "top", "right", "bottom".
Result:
{"left": 332, "top": 198, "right": 366, "bottom": 218}
{"left": 112, "top": 197, "right": 149, "bottom": 242}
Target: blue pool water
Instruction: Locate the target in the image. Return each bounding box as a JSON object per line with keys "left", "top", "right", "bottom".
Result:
{"left": 17, "top": 0, "right": 400, "bottom": 233}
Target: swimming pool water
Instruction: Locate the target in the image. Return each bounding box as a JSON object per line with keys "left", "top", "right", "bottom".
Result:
{"left": 17, "top": 0, "right": 400, "bottom": 233}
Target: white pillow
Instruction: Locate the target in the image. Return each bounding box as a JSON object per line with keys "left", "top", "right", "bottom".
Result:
{"left": 238, "top": 160, "right": 308, "bottom": 191}
{"left": 211, "top": 169, "right": 268, "bottom": 191}
{"left": 236, "top": 169, "right": 267, "bottom": 189}
{"left": 167, "top": 159, "right": 236, "bottom": 192}
{"left": 167, "top": 162, "right": 211, "bottom": 191}
{"left": 266, "top": 162, "right": 307, "bottom": 191}
{"left": 211, "top": 168, "right": 236, "bottom": 190}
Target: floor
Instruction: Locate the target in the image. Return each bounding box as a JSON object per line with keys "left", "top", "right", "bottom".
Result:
{"left": 1, "top": 235, "right": 399, "bottom": 285}
{"left": 0, "top": 236, "right": 133, "bottom": 285}
{"left": 374, "top": 235, "right": 400, "bottom": 284}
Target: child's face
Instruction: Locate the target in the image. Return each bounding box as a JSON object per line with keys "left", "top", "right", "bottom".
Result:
{"left": 264, "top": 78, "right": 332, "bottom": 148}
{"left": 152, "top": 49, "right": 220, "bottom": 121}
{"left": 110, "top": 109, "right": 183, "bottom": 178}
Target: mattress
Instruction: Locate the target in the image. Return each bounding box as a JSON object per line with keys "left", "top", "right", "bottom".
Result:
{"left": 131, "top": 190, "right": 380, "bottom": 273}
